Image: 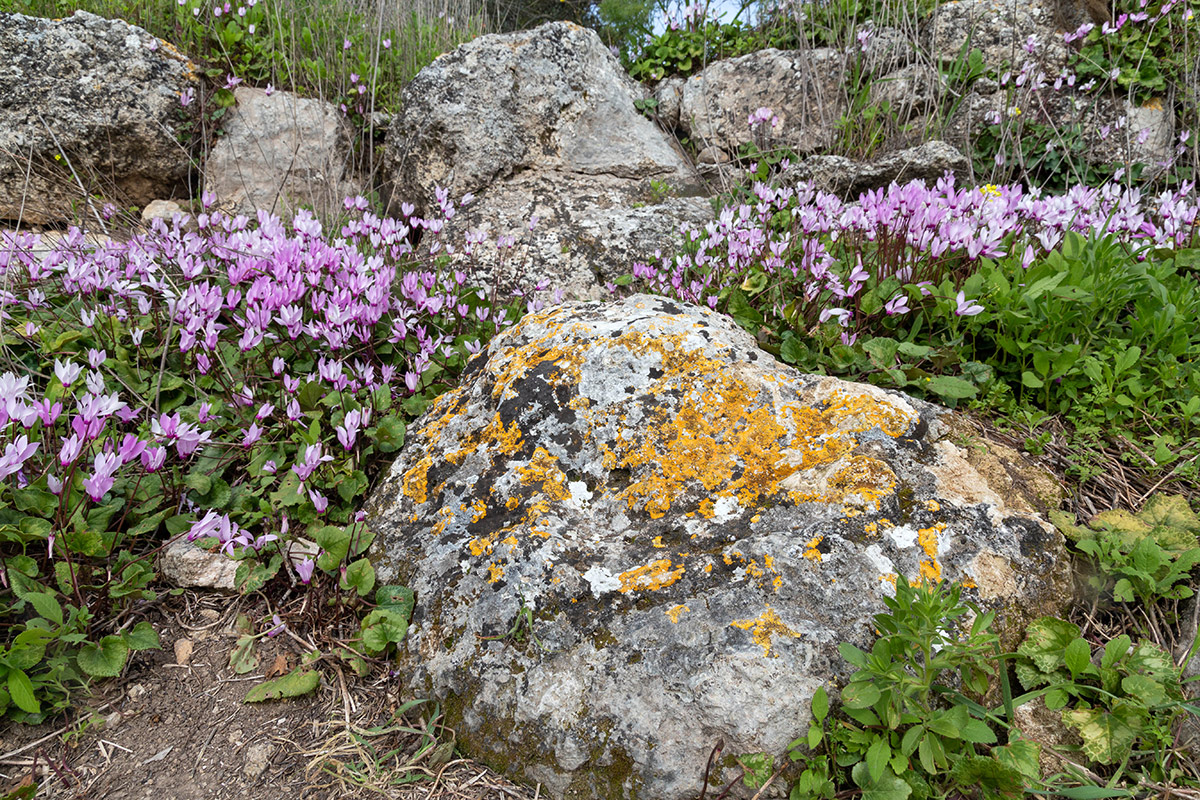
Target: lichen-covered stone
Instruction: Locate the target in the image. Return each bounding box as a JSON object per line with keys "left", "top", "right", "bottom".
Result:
{"left": 0, "top": 12, "right": 200, "bottom": 225}
{"left": 366, "top": 295, "right": 1070, "bottom": 800}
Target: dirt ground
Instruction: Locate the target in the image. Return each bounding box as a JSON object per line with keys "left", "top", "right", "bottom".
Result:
{"left": 0, "top": 592, "right": 538, "bottom": 800}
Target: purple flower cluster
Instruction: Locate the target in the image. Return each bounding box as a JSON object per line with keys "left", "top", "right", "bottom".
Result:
{"left": 630, "top": 174, "right": 1199, "bottom": 337}
{"left": 0, "top": 192, "right": 519, "bottom": 571}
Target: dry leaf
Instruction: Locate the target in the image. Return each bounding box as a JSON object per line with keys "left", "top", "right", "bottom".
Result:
{"left": 173, "top": 638, "right": 194, "bottom": 666}
{"left": 265, "top": 653, "right": 289, "bottom": 678}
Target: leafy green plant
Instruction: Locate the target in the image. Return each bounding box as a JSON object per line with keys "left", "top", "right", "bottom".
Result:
{"left": 1015, "top": 617, "right": 1193, "bottom": 777}
{"left": 627, "top": 18, "right": 782, "bottom": 82}
{"left": 1052, "top": 494, "right": 1200, "bottom": 608}
{"left": 790, "top": 577, "right": 1024, "bottom": 800}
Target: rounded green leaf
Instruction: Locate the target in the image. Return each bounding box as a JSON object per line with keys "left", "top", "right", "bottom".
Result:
{"left": 77, "top": 635, "right": 130, "bottom": 678}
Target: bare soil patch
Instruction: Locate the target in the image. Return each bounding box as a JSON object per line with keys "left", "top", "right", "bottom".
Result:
{"left": 0, "top": 592, "right": 537, "bottom": 800}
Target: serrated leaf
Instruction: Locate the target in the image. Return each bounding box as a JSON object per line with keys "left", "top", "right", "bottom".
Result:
{"left": 25, "top": 592, "right": 63, "bottom": 626}
{"left": 244, "top": 668, "right": 319, "bottom": 702}
{"left": 124, "top": 621, "right": 161, "bottom": 651}
{"left": 960, "top": 718, "right": 997, "bottom": 744}
{"left": 994, "top": 736, "right": 1041, "bottom": 780}
{"left": 7, "top": 669, "right": 39, "bottom": 714}
{"left": 866, "top": 737, "right": 891, "bottom": 783}
{"left": 230, "top": 634, "right": 260, "bottom": 674}
{"left": 852, "top": 763, "right": 911, "bottom": 800}
{"left": 77, "top": 635, "right": 130, "bottom": 678}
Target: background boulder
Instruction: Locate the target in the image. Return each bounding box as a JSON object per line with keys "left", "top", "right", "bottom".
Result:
{"left": 203, "top": 87, "right": 361, "bottom": 220}
{"left": 0, "top": 11, "right": 200, "bottom": 225}
{"left": 383, "top": 21, "right": 699, "bottom": 215}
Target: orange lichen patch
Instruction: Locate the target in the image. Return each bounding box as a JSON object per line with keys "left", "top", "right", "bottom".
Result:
{"left": 926, "top": 500, "right": 941, "bottom": 512}
{"left": 402, "top": 455, "right": 433, "bottom": 505}
{"left": 820, "top": 389, "right": 913, "bottom": 438}
{"left": 516, "top": 448, "right": 570, "bottom": 501}
{"left": 651, "top": 536, "right": 666, "bottom": 548}
{"left": 917, "top": 523, "right": 946, "bottom": 583}
{"left": 506, "top": 496, "right": 520, "bottom": 510}
{"left": 803, "top": 535, "right": 824, "bottom": 562}
{"left": 500, "top": 535, "right": 519, "bottom": 551}
{"left": 827, "top": 456, "right": 897, "bottom": 508}
{"left": 486, "top": 563, "right": 505, "bottom": 583}
{"left": 704, "top": 563, "right": 714, "bottom": 573}
{"left": 568, "top": 395, "right": 592, "bottom": 410}
{"left": 469, "top": 536, "right": 494, "bottom": 556}
{"left": 448, "top": 413, "right": 524, "bottom": 464}
{"left": 666, "top": 604, "right": 690, "bottom": 623}
{"left": 618, "top": 558, "right": 685, "bottom": 593}
{"left": 417, "top": 389, "right": 467, "bottom": 449}
{"left": 730, "top": 607, "right": 802, "bottom": 657}
{"left": 431, "top": 506, "right": 455, "bottom": 536}
{"left": 961, "top": 578, "right": 977, "bottom": 589}
{"left": 470, "top": 500, "right": 488, "bottom": 523}
{"left": 746, "top": 560, "right": 765, "bottom": 578}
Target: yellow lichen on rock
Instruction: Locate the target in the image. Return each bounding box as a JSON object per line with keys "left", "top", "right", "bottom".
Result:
{"left": 402, "top": 454, "right": 433, "bottom": 505}
{"left": 619, "top": 559, "right": 686, "bottom": 592}
{"left": 730, "top": 607, "right": 802, "bottom": 657}
{"left": 666, "top": 604, "right": 690, "bottom": 623}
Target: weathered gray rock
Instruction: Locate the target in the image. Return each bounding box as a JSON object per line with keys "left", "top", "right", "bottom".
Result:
{"left": 443, "top": 172, "right": 713, "bottom": 301}
{"left": 204, "top": 87, "right": 360, "bottom": 220}
{"left": 927, "top": 0, "right": 1067, "bottom": 73}
{"left": 652, "top": 77, "right": 686, "bottom": 130}
{"left": 870, "top": 63, "right": 945, "bottom": 122}
{"left": 383, "top": 22, "right": 698, "bottom": 215}
{"left": 0, "top": 12, "right": 200, "bottom": 225}
{"left": 366, "top": 295, "right": 1070, "bottom": 800}
{"left": 859, "top": 26, "right": 917, "bottom": 78}
{"left": 677, "top": 48, "right": 849, "bottom": 161}
{"left": 780, "top": 140, "right": 970, "bottom": 199}
{"left": 159, "top": 536, "right": 237, "bottom": 590}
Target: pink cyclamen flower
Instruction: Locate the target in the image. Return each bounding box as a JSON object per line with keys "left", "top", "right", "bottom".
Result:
{"left": 883, "top": 294, "right": 910, "bottom": 316}
{"left": 295, "top": 557, "right": 315, "bottom": 584}
{"left": 309, "top": 489, "right": 328, "bottom": 513}
{"left": 0, "top": 435, "right": 39, "bottom": 481}
{"left": 954, "top": 291, "right": 985, "bottom": 316}
{"left": 82, "top": 451, "right": 122, "bottom": 501}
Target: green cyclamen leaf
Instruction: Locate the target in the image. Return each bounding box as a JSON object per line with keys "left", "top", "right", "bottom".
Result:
{"left": 1018, "top": 617, "right": 1081, "bottom": 673}
{"left": 244, "top": 668, "right": 320, "bottom": 703}
{"left": 1062, "top": 704, "right": 1144, "bottom": 764}
{"left": 124, "top": 621, "right": 162, "bottom": 651}
{"left": 77, "top": 635, "right": 130, "bottom": 678}
{"left": 230, "top": 634, "right": 259, "bottom": 674}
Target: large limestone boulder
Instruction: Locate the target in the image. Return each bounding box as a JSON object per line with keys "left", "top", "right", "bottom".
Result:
{"left": 203, "top": 87, "right": 361, "bottom": 220}
{"left": 676, "top": 48, "right": 849, "bottom": 162}
{"left": 366, "top": 295, "right": 1071, "bottom": 800}
{"left": 442, "top": 172, "right": 713, "bottom": 301}
{"left": 383, "top": 21, "right": 698, "bottom": 215}
{"left": 0, "top": 12, "right": 200, "bottom": 225}
{"left": 780, "top": 140, "right": 970, "bottom": 199}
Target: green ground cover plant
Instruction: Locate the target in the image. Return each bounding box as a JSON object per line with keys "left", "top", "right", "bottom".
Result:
{"left": 0, "top": 190, "right": 546, "bottom": 720}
